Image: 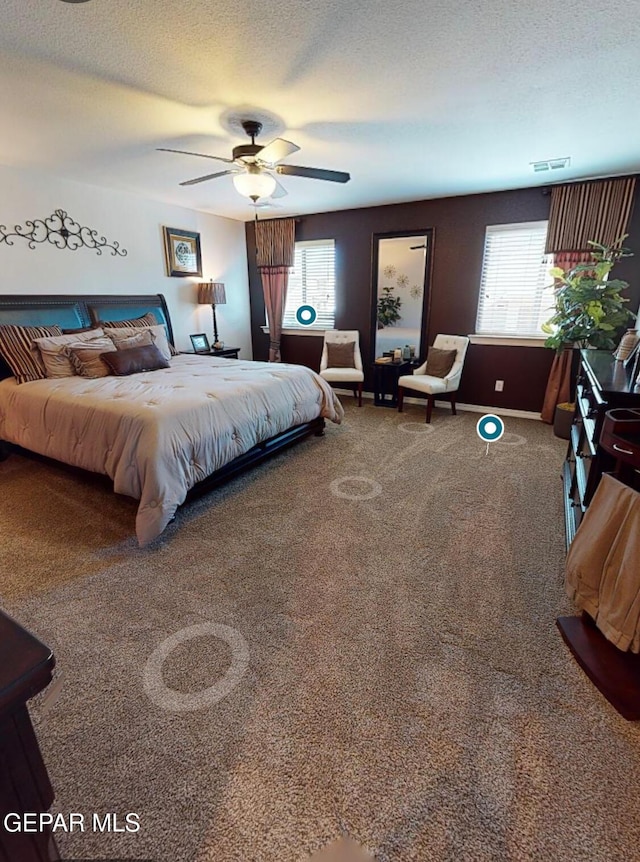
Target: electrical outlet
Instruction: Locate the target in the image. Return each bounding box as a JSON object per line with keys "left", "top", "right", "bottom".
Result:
{"left": 495, "top": 380, "right": 504, "bottom": 392}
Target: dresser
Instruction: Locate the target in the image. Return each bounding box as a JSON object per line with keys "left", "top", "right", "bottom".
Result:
{"left": 564, "top": 349, "right": 640, "bottom": 546}
{"left": 0, "top": 610, "right": 59, "bottom": 861}
{"left": 558, "top": 407, "right": 640, "bottom": 720}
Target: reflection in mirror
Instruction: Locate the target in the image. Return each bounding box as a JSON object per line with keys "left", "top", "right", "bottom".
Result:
{"left": 373, "top": 232, "right": 431, "bottom": 361}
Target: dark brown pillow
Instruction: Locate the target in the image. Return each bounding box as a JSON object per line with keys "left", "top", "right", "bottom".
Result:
{"left": 326, "top": 340, "right": 356, "bottom": 369}
{"left": 102, "top": 343, "right": 169, "bottom": 376}
{"left": 425, "top": 346, "right": 457, "bottom": 378}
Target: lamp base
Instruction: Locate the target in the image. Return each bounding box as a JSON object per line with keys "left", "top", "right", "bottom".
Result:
{"left": 213, "top": 341, "right": 224, "bottom": 351}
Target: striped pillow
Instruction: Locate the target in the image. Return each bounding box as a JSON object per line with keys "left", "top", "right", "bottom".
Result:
{"left": 101, "top": 312, "right": 178, "bottom": 356}
{"left": 67, "top": 339, "right": 117, "bottom": 378}
{"left": 100, "top": 311, "right": 157, "bottom": 329}
{"left": 0, "top": 324, "right": 63, "bottom": 383}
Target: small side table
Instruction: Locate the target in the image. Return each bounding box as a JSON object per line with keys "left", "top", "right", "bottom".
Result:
{"left": 373, "top": 360, "right": 412, "bottom": 407}
{"left": 182, "top": 347, "right": 241, "bottom": 359}
{"left": 209, "top": 347, "right": 240, "bottom": 359}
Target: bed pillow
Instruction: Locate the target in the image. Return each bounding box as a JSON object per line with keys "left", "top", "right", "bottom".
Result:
{"left": 105, "top": 328, "right": 154, "bottom": 352}
{"left": 326, "top": 340, "right": 356, "bottom": 369}
{"left": 66, "top": 338, "right": 117, "bottom": 379}
{"left": 0, "top": 323, "right": 63, "bottom": 383}
{"left": 101, "top": 312, "right": 179, "bottom": 356}
{"left": 105, "top": 324, "right": 172, "bottom": 361}
{"left": 425, "top": 346, "right": 457, "bottom": 378}
{"left": 100, "top": 311, "right": 158, "bottom": 329}
{"left": 33, "top": 328, "right": 106, "bottom": 378}
{"left": 102, "top": 344, "right": 169, "bottom": 376}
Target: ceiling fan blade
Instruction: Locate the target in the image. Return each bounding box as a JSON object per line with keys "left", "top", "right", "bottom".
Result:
{"left": 270, "top": 177, "right": 289, "bottom": 199}
{"left": 256, "top": 138, "right": 300, "bottom": 165}
{"left": 157, "top": 147, "right": 234, "bottom": 164}
{"left": 179, "top": 170, "right": 236, "bottom": 187}
{"left": 276, "top": 164, "right": 350, "bottom": 183}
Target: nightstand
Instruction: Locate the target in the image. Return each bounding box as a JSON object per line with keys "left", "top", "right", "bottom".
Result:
{"left": 373, "top": 360, "right": 412, "bottom": 407}
{"left": 182, "top": 348, "right": 241, "bottom": 359}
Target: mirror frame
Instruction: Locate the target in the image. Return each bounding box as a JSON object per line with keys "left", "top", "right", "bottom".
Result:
{"left": 370, "top": 228, "right": 434, "bottom": 365}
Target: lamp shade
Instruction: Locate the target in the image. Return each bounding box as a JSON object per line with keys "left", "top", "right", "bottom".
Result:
{"left": 233, "top": 171, "right": 276, "bottom": 200}
{"left": 198, "top": 282, "right": 226, "bottom": 305}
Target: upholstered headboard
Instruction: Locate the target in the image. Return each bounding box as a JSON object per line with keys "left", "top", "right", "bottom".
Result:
{"left": 0, "top": 294, "right": 174, "bottom": 380}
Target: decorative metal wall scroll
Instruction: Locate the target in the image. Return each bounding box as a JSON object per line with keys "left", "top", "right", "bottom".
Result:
{"left": 0, "top": 209, "right": 127, "bottom": 256}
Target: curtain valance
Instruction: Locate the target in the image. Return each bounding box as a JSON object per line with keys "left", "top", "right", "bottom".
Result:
{"left": 255, "top": 218, "right": 295, "bottom": 268}
{"left": 545, "top": 177, "right": 636, "bottom": 254}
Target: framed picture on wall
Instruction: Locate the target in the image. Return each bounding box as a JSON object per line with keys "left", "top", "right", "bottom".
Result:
{"left": 163, "top": 226, "right": 202, "bottom": 277}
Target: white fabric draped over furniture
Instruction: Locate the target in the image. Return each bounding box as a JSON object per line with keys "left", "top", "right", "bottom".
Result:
{"left": 565, "top": 474, "right": 640, "bottom": 653}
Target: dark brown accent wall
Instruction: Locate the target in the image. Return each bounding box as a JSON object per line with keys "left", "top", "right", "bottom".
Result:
{"left": 246, "top": 181, "right": 640, "bottom": 413}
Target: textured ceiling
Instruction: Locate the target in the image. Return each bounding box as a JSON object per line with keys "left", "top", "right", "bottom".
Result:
{"left": 2, "top": 0, "right": 639, "bottom": 221}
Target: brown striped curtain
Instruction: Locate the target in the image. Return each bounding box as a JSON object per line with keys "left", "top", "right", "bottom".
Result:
{"left": 541, "top": 179, "right": 636, "bottom": 423}
{"left": 541, "top": 250, "right": 593, "bottom": 423}
{"left": 256, "top": 218, "right": 295, "bottom": 362}
{"left": 541, "top": 349, "right": 573, "bottom": 423}
{"left": 545, "top": 177, "right": 636, "bottom": 254}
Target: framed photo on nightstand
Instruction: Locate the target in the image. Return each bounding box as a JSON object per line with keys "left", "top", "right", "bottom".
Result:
{"left": 190, "top": 333, "right": 210, "bottom": 354}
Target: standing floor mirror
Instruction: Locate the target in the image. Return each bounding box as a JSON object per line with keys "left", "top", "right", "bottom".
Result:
{"left": 371, "top": 229, "right": 433, "bottom": 362}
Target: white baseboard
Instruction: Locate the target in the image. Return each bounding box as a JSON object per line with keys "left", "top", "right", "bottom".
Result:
{"left": 450, "top": 401, "right": 541, "bottom": 421}
{"left": 333, "top": 389, "right": 541, "bottom": 421}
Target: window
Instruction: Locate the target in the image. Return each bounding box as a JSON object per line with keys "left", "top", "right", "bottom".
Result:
{"left": 475, "top": 221, "right": 553, "bottom": 338}
{"left": 283, "top": 239, "right": 336, "bottom": 329}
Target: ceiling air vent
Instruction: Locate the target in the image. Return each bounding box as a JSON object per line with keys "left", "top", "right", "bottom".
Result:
{"left": 531, "top": 157, "right": 571, "bottom": 172}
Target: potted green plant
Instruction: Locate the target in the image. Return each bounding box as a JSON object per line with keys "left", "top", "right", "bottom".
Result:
{"left": 542, "top": 238, "right": 634, "bottom": 351}
{"left": 377, "top": 284, "right": 402, "bottom": 328}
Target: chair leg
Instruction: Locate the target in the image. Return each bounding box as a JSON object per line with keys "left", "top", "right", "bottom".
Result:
{"left": 397, "top": 386, "right": 404, "bottom": 412}
{"left": 450, "top": 393, "right": 457, "bottom": 416}
{"left": 426, "top": 396, "right": 434, "bottom": 424}
{"left": 357, "top": 382, "right": 363, "bottom": 407}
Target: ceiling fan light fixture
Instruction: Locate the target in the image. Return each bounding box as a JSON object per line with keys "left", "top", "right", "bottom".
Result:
{"left": 232, "top": 170, "right": 276, "bottom": 201}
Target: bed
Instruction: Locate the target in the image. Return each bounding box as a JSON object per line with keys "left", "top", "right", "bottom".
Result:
{"left": 0, "top": 294, "right": 343, "bottom": 545}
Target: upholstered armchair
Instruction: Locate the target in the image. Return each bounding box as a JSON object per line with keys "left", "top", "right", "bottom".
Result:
{"left": 397, "top": 334, "right": 470, "bottom": 423}
{"left": 319, "top": 330, "right": 364, "bottom": 406}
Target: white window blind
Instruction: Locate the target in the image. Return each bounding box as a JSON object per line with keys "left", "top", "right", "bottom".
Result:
{"left": 283, "top": 239, "right": 336, "bottom": 329}
{"left": 476, "top": 221, "right": 553, "bottom": 337}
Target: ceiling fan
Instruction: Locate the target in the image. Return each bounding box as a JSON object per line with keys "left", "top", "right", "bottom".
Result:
{"left": 158, "top": 120, "right": 350, "bottom": 202}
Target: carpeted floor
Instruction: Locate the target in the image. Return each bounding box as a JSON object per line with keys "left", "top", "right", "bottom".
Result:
{"left": 2, "top": 401, "right": 640, "bottom": 861}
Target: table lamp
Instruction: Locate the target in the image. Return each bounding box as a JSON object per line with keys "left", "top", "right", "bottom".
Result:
{"left": 198, "top": 281, "right": 226, "bottom": 349}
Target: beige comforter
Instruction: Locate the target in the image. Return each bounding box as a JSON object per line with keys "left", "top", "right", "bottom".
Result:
{"left": 0, "top": 355, "right": 343, "bottom": 545}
